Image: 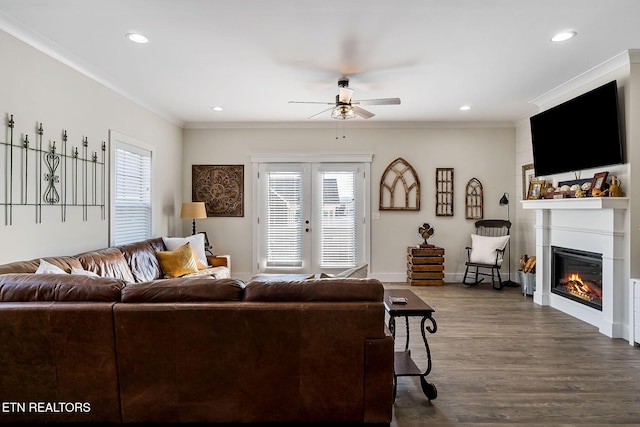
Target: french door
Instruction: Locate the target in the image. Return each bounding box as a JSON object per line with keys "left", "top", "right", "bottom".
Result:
{"left": 254, "top": 159, "right": 369, "bottom": 274}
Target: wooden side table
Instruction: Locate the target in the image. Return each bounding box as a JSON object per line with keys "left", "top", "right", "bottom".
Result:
{"left": 407, "top": 246, "right": 444, "bottom": 286}
{"left": 384, "top": 289, "right": 438, "bottom": 401}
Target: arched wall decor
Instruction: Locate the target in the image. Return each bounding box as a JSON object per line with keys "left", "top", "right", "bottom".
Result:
{"left": 379, "top": 157, "right": 420, "bottom": 211}
{"left": 465, "top": 178, "right": 484, "bottom": 219}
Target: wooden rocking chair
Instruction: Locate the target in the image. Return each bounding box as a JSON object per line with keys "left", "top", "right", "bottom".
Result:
{"left": 462, "top": 219, "right": 511, "bottom": 290}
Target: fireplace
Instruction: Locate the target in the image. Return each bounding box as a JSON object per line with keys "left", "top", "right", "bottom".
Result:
{"left": 551, "top": 246, "right": 603, "bottom": 311}
{"left": 522, "top": 197, "right": 628, "bottom": 339}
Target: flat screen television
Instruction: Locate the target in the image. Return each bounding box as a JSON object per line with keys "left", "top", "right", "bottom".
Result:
{"left": 530, "top": 80, "right": 624, "bottom": 177}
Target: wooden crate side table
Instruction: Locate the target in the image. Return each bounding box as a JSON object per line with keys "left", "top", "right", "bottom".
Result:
{"left": 407, "top": 246, "right": 444, "bottom": 286}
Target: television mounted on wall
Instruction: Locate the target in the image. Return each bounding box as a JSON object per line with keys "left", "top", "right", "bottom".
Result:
{"left": 530, "top": 80, "right": 624, "bottom": 177}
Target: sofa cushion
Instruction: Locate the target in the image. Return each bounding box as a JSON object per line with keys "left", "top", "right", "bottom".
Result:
{"left": 156, "top": 243, "right": 199, "bottom": 278}
{"left": 180, "top": 266, "right": 231, "bottom": 279}
{"left": 163, "top": 235, "right": 209, "bottom": 269}
{"left": 35, "top": 259, "right": 69, "bottom": 274}
{"left": 0, "top": 256, "right": 83, "bottom": 275}
{"left": 76, "top": 247, "right": 137, "bottom": 283}
{"left": 249, "top": 273, "right": 327, "bottom": 282}
{"left": 469, "top": 234, "right": 510, "bottom": 266}
{"left": 243, "top": 278, "right": 383, "bottom": 302}
{"left": 71, "top": 267, "right": 101, "bottom": 277}
{"left": 0, "top": 273, "right": 126, "bottom": 302}
{"left": 335, "top": 264, "right": 369, "bottom": 278}
{"left": 117, "top": 238, "right": 164, "bottom": 283}
{"left": 120, "top": 278, "right": 245, "bottom": 302}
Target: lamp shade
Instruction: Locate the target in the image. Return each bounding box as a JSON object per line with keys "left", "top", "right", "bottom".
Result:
{"left": 180, "top": 202, "right": 207, "bottom": 219}
{"left": 499, "top": 193, "right": 509, "bottom": 206}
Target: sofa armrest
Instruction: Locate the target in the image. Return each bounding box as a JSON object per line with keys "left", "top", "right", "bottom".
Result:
{"left": 364, "top": 334, "right": 394, "bottom": 423}
{"left": 206, "top": 254, "right": 231, "bottom": 271}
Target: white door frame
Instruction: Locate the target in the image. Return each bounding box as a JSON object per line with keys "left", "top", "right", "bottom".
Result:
{"left": 251, "top": 153, "right": 372, "bottom": 275}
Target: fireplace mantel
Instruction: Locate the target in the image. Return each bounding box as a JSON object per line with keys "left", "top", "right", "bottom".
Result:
{"left": 521, "top": 197, "right": 629, "bottom": 340}
{"left": 522, "top": 197, "right": 629, "bottom": 211}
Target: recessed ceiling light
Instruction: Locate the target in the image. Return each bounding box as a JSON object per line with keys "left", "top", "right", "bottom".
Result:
{"left": 459, "top": 105, "right": 471, "bottom": 111}
{"left": 125, "top": 33, "right": 149, "bottom": 44}
{"left": 550, "top": 31, "right": 577, "bottom": 42}
{"left": 211, "top": 106, "right": 224, "bottom": 112}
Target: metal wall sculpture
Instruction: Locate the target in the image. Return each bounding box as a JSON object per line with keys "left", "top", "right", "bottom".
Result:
{"left": 379, "top": 157, "right": 420, "bottom": 211}
{"left": 1, "top": 114, "right": 106, "bottom": 225}
{"left": 192, "top": 164, "right": 244, "bottom": 217}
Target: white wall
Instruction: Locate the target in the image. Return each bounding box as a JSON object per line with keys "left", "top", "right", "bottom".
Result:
{"left": 0, "top": 29, "right": 183, "bottom": 263}
{"left": 516, "top": 54, "right": 635, "bottom": 282}
{"left": 183, "top": 124, "right": 516, "bottom": 281}
{"left": 514, "top": 116, "right": 536, "bottom": 268}
{"left": 626, "top": 54, "right": 640, "bottom": 279}
{"left": 514, "top": 51, "right": 640, "bottom": 341}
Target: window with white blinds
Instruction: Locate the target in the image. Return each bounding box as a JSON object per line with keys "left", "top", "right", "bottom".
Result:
{"left": 265, "top": 171, "right": 303, "bottom": 267}
{"left": 111, "top": 138, "right": 152, "bottom": 246}
{"left": 319, "top": 171, "right": 357, "bottom": 268}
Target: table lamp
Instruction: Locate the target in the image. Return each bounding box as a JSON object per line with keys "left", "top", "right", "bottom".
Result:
{"left": 180, "top": 202, "right": 207, "bottom": 235}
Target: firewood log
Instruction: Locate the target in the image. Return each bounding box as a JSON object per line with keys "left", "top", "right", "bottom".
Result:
{"left": 524, "top": 256, "right": 536, "bottom": 273}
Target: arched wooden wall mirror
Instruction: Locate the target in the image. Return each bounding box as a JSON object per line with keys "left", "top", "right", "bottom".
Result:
{"left": 379, "top": 157, "right": 420, "bottom": 211}
{"left": 465, "top": 177, "right": 484, "bottom": 219}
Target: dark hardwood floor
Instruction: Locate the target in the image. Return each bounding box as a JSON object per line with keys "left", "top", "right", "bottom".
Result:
{"left": 384, "top": 282, "right": 640, "bottom": 426}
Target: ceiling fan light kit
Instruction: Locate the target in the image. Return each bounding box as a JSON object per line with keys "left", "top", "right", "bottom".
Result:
{"left": 331, "top": 105, "right": 356, "bottom": 120}
{"left": 289, "top": 78, "right": 400, "bottom": 120}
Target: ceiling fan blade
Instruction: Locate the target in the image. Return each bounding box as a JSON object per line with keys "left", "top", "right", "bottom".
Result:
{"left": 338, "top": 87, "right": 354, "bottom": 103}
{"left": 308, "top": 106, "right": 334, "bottom": 119}
{"left": 354, "top": 98, "right": 401, "bottom": 106}
{"left": 352, "top": 106, "right": 375, "bottom": 119}
{"left": 289, "top": 101, "right": 335, "bottom": 105}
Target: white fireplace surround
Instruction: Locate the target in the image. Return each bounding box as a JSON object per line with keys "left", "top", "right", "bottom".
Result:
{"left": 522, "top": 197, "right": 629, "bottom": 339}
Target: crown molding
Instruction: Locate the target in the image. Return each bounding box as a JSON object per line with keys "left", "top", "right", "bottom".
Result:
{"left": 251, "top": 153, "right": 373, "bottom": 163}
{"left": 629, "top": 49, "right": 640, "bottom": 63}
{"left": 0, "top": 12, "right": 183, "bottom": 127}
{"left": 183, "top": 120, "right": 514, "bottom": 130}
{"left": 529, "top": 50, "right": 632, "bottom": 108}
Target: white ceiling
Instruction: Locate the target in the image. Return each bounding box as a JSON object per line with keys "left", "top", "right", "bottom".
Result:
{"left": 0, "top": 0, "right": 639, "bottom": 127}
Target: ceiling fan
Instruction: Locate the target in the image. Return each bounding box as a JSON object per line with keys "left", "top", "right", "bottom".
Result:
{"left": 289, "top": 78, "right": 401, "bottom": 120}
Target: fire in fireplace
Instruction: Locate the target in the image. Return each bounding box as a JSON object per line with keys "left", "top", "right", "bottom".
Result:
{"left": 551, "top": 246, "right": 603, "bottom": 311}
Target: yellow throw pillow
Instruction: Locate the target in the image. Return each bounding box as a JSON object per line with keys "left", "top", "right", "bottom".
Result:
{"left": 156, "top": 243, "right": 199, "bottom": 278}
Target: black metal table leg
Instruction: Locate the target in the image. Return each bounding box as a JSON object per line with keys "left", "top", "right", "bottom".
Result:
{"left": 385, "top": 290, "right": 438, "bottom": 401}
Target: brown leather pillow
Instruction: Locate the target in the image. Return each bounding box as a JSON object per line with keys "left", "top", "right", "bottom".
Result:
{"left": 156, "top": 243, "right": 199, "bottom": 278}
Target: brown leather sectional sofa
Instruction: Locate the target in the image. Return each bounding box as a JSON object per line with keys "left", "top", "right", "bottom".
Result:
{"left": 0, "top": 238, "right": 394, "bottom": 424}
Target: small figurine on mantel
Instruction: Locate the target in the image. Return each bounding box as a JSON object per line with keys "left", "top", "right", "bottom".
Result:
{"left": 418, "top": 223, "right": 435, "bottom": 248}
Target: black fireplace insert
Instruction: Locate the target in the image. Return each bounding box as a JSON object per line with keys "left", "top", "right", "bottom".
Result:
{"left": 551, "top": 246, "right": 603, "bottom": 311}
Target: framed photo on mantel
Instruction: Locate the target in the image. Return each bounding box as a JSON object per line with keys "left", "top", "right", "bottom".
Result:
{"left": 522, "top": 163, "right": 535, "bottom": 200}
{"left": 527, "top": 179, "right": 545, "bottom": 200}
{"left": 591, "top": 171, "right": 608, "bottom": 193}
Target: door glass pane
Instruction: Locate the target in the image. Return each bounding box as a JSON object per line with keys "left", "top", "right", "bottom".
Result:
{"left": 265, "top": 171, "right": 303, "bottom": 267}
{"left": 320, "top": 171, "right": 356, "bottom": 268}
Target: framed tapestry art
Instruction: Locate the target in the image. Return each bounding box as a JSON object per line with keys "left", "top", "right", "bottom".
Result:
{"left": 192, "top": 165, "right": 244, "bottom": 217}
